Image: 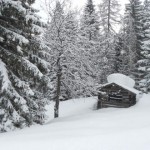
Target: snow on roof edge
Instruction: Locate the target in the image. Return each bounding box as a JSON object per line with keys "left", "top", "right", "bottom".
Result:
{"left": 101, "top": 82, "right": 142, "bottom": 95}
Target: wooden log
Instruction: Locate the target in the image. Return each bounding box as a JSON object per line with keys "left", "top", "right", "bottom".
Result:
{"left": 100, "top": 100, "right": 131, "bottom": 108}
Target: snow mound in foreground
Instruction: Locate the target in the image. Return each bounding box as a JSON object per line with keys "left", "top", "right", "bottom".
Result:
{"left": 1, "top": 95, "right": 150, "bottom": 150}
{"left": 107, "top": 73, "right": 135, "bottom": 88}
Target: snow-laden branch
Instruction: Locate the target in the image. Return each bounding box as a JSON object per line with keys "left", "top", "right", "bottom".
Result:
{"left": 0, "top": 59, "right": 11, "bottom": 92}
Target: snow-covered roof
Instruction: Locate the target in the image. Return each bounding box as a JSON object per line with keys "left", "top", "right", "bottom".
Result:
{"left": 101, "top": 82, "right": 141, "bottom": 95}
{"left": 107, "top": 73, "right": 135, "bottom": 88}
{"left": 97, "top": 73, "right": 142, "bottom": 95}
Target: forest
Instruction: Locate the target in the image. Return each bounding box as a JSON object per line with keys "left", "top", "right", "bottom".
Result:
{"left": 0, "top": 0, "right": 150, "bottom": 132}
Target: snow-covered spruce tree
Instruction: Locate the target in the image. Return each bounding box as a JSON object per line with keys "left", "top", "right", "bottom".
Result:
{"left": 130, "top": 0, "right": 143, "bottom": 84}
{"left": 61, "top": 10, "right": 87, "bottom": 99}
{"left": 137, "top": 0, "right": 150, "bottom": 92}
{"left": 78, "top": 0, "right": 100, "bottom": 95}
{"left": 80, "top": 0, "right": 99, "bottom": 41}
{"left": 119, "top": 4, "right": 136, "bottom": 76}
{"left": 0, "top": 0, "right": 50, "bottom": 132}
{"left": 113, "top": 35, "right": 125, "bottom": 73}
{"left": 120, "top": 0, "right": 143, "bottom": 83}
{"left": 98, "top": 0, "right": 121, "bottom": 82}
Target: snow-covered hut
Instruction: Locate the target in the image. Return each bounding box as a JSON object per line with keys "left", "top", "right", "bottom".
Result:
{"left": 97, "top": 73, "right": 142, "bottom": 109}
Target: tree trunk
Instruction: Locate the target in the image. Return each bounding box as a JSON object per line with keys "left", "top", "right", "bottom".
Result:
{"left": 108, "top": 0, "right": 111, "bottom": 33}
{"left": 54, "top": 58, "right": 61, "bottom": 118}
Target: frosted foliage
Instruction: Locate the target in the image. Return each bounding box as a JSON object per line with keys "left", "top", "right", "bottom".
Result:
{"left": 0, "top": 59, "right": 11, "bottom": 92}
{"left": 136, "top": 0, "right": 150, "bottom": 92}
{"left": 31, "top": 55, "right": 49, "bottom": 70}
{"left": 1, "top": 26, "right": 29, "bottom": 44}
{"left": 17, "top": 46, "right": 23, "bottom": 54}
{"left": 0, "top": 37, "right": 4, "bottom": 42}
{"left": 99, "top": 0, "right": 121, "bottom": 33}
{"left": 0, "top": 99, "right": 22, "bottom": 132}
{"left": 26, "top": 14, "right": 38, "bottom": 24}
{"left": 0, "top": 120, "right": 13, "bottom": 132}
{"left": 22, "top": 58, "right": 43, "bottom": 78}
{"left": 138, "top": 67, "right": 146, "bottom": 71}
{"left": 32, "top": 24, "right": 43, "bottom": 34}
{"left": 12, "top": 74, "right": 34, "bottom": 96}
{"left": 2, "top": 0, "right": 26, "bottom": 14}
{"left": 107, "top": 73, "right": 135, "bottom": 88}
{"left": 0, "top": 0, "right": 49, "bottom": 131}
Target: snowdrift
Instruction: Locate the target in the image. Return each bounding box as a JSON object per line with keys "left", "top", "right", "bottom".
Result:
{"left": 0, "top": 95, "right": 150, "bottom": 150}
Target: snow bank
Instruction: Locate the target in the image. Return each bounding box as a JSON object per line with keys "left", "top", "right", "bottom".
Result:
{"left": 107, "top": 73, "right": 135, "bottom": 88}
{"left": 1, "top": 95, "right": 150, "bottom": 150}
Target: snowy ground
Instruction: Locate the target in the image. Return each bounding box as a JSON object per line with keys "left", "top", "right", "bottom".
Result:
{"left": 1, "top": 94, "right": 150, "bottom": 150}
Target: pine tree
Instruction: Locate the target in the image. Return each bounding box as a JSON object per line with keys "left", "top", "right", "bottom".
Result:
{"left": 114, "top": 36, "right": 124, "bottom": 73}
{"left": 80, "top": 0, "right": 99, "bottom": 41}
{"left": 98, "top": 0, "right": 121, "bottom": 82}
{"left": 132, "top": 0, "right": 143, "bottom": 61}
{"left": 121, "top": 0, "right": 143, "bottom": 82}
{"left": 99, "top": 0, "right": 121, "bottom": 33}
{"left": 77, "top": 0, "right": 101, "bottom": 95}
{"left": 137, "top": 0, "right": 150, "bottom": 92}
{"left": 0, "top": 0, "right": 50, "bottom": 132}
{"left": 119, "top": 4, "right": 137, "bottom": 76}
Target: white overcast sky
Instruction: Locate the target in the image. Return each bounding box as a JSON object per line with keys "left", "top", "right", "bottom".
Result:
{"left": 34, "top": 0, "right": 130, "bottom": 21}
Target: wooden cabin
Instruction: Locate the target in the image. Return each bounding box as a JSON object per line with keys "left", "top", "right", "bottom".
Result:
{"left": 97, "top": 82, "right": 141, "bottom": 109}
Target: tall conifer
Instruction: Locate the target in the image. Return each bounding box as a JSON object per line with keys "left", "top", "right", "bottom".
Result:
{"left": 138, "top": 0, "right": 150, "bottom": 92}
{"left": 0, "top": 0, "right": 50, "bottom": 132}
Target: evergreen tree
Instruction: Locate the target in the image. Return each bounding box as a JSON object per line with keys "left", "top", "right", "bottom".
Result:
{"left": 99, "top": 0, "right": 121, "bottom": 33}
{"left": 80, "top": 0, "right": 99, "bottom": 41}
{"left": 77, "top": 0, "right": 100, "bottom": 95}
{"left": 114, "top": 36, "right": 124, "bottom": 73}
{"left": 121, "top": 0, "right": 143, "bottom": 82}
{"left": 137, "top": 0, "right": 150, "bottom": 92}
{"left": 132, "top": 0, "right": 143, "bottom": 61}
{"left": 0, "top": 0, "right": 50, "bottom": 132}
{"left": 119, "top": 4, "right": 137, "bottom": 76}
{"left": 98, "top": 0, "right": 121, "bottom": 82}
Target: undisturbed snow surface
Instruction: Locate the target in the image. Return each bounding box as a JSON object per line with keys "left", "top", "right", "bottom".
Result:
{"left": 1, "top": 94, "right": 150, "bottom": 150}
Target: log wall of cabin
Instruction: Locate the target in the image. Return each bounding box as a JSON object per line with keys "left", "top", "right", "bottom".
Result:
{"left": 100, "top": 84, "right": 136, "bottom": 103}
